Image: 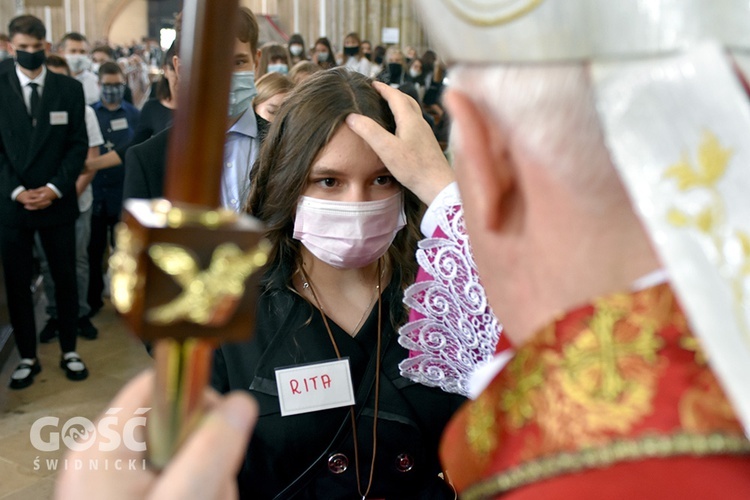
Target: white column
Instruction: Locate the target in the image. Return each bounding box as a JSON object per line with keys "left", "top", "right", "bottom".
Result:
{"left": 64, "top": 0, "right": 72, "bottom": 34}
{"left": 78, "top": 0, "right": 85, "bottom": 34}
{"left": 319, "top": 0, "right": 326, "bottom": 37}
{"left": 44, "top": 6, "right": 52, "bottom": 42}
{"left": 293, "top": 0, "right": 299, "bottom": 34}
{"left": 15, "top": 0, "right": 24, "bottom": 15}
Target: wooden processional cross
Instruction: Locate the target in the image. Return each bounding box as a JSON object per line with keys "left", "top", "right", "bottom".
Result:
{"left": 108, "top": 0, "right": 269, "bottom": 468}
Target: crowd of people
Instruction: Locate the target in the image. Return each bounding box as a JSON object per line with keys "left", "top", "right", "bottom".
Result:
{"left": 2, "top": 1, "right": 750, "bottom": 499}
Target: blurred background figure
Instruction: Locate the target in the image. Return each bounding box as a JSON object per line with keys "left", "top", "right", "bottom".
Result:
{"left": 257, "top": 42, "right": 290, "bottom": 78}
{"left": 360, "top": 39, "right": 372, "bottom": 61}
{"left": 311, "top": 36, "right": 336, "bottom": 70}
{"left": 368, "top": 44, "right": 386, "bottom": 78}
{"left": 0, "top": 33, "right": 11, "bottom": 60}
{"left": 129, "top": 42, "right": 176, "bottom": 145}
{"left": 287, "top": 33, "right": 307, "bottom": 66}
{"left": 341, "top": 31, "right": 370, "bottom": 75}
{"left": 288, "top": 60, "right": 321, "bottom": 86}
{"left": 404, "top": 45, "right": 417, "bottom": 65}
{"left": 376, "top": 46, "right": 405, "bottom": 87}
{"left": 116, "top": 54, "right": 151, "bottom": 108}
{"left": 88, "top": 62, "right": 140, "bottom": 318}
{"left": 90, "top": 45, "right": 134, "bottom": 105}
{"left": 58, "top": 31, "right": 99, "bottom": 104}
{"left": 252, "top": 71, "right": 293, "bottom": 122}
{"left": 404, "top": 57, "right": 426, "bottom": 101}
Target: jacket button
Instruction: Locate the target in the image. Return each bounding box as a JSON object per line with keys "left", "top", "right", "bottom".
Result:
{"left": 395, "top": 453, "right": 414, "bottom": 472}
{"left": 328, "top": 453, "right": 348, "bottom": 474}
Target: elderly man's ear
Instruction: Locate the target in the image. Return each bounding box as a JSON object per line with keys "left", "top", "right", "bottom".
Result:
{"left": 444, "top": 89, "right": 515, "bottom": 232}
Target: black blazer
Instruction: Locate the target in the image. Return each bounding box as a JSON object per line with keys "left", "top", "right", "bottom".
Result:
{"left": 212, "top": 285, "right": 464, "bottom": 499}
{"left": 123, "top": 112, "right": 270, "bottom": 201}
{"left": 0, "top": 67, "right": 88, "bottom": 228}
{"left": 123, "top": 124, "right": 169, "bottom": 201}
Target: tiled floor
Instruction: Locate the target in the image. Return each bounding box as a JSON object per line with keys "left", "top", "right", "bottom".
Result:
{"left": 0, "top": 302, "right": 153, "bottom": 499}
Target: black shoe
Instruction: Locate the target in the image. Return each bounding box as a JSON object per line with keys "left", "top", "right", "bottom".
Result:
{"left": 39, "top": 318, "right": 59, "bottom": 343}
{"left": 9, "top": 359, "right": 41, "bottom": 390}
{"left": 88, "top": 302, "right": 103, "bottom": 318}
{"left": 60, "top": 353, "right": 88, "bottom": 381}
{"left": 77, "top": 316, "right": 98, "bottom": 340}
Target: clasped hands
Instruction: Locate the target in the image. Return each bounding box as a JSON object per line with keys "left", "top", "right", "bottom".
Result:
{"left": 17, "top": 186, "right": 58, "bottom": 210}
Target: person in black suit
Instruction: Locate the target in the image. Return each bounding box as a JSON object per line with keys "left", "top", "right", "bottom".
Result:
{"left": 0, "top": 15, "right": 89, "bottom": 389}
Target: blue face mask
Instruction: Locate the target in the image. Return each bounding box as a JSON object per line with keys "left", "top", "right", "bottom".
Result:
{"left": 228, "top": 71, "right": 257, "bottom": 118}
{"left": 267, "top": 63, "right": 288, "bottom": 75}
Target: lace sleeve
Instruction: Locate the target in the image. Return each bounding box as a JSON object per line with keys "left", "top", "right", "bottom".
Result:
{"left": 399, "top": 196, "right": 503, "bottom": 396}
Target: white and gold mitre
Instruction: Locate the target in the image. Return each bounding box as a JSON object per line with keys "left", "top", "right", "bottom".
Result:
{"left": 413, "top": 0, "right": 750, "bottom": 436}
{"left": 413, "top": 0, "right": 750, "bottom": 62}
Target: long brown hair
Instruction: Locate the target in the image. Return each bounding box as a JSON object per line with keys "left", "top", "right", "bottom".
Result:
{"left": 248, "top": 68, "right": 423, "bottom": 324}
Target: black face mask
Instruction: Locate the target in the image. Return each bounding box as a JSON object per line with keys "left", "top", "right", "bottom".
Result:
{"left": 363, "top": 52, "right": 371, "bottom": 61}
{"left": 344, "top": 46, "right": 359, "bottom": 57}
{"left": 387, "top": 63, "right": 402, "bottom": 82}
{"left": 374, "top": 55, "right": 384, "bottom": 65}
{"left": 16, "top": 49, "right": 45, "bottom": 71}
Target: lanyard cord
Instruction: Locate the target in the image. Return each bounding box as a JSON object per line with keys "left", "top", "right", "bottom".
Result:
{"left": 300, "top": 259, "right": 382, "bottom": 499}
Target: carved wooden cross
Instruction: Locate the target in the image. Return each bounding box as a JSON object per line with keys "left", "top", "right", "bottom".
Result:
{"left": 109, "top": 0, "right": 268, "bottom": 469}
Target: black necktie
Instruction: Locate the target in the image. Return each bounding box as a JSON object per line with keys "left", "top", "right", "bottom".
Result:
{"left": 29, "top": 82, "right": 39, "bottom": 123}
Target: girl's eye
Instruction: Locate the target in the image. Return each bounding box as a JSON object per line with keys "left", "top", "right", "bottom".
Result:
{"left": 316, "top": 178, "right": 337, "bottom": 188}
{"left": 374, "top": 175, "right": 394, "bottom": 186}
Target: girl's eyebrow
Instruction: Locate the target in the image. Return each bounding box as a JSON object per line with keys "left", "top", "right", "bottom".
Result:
{"left": 309, "top": 166, "right": 343, "bottom": 177}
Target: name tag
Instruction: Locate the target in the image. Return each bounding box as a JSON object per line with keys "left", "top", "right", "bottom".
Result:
{"left": 275, "top": 359, "right": 355, "bottom": 417}
{"left": 50, "top": 111, "right": 68, "bottom": 125}
{"left": 110, "top": 117, "right": 129, "bottom": 131}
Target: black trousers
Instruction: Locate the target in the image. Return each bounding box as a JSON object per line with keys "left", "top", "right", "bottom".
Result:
{"left": 0, "top": 221, "right": 78, "bottom": 358}
{"left": 87, "top": 212, "right": 119, "bottom": 314}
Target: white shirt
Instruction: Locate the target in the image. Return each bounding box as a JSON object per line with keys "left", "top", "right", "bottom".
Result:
{"left": 16, "top": 63, "right": 46, "bottom": 114}
{"left": 221, "top": 109, "right": 261, "bottom": 212}
{"left": 75, "top": 70, "right": 100, "bottom": 105}
{"left": 78, "top": 105, "right": 105, "bottom": 212}
{"left": 344, "top": 56, "right": 371, "bottom": 76}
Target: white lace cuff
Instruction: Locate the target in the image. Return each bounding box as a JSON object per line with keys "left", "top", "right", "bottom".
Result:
{"left": 420, "top": 182, "right": 461, "bottom": 237}
{"left": 400, "top": 198, "right": 503, "bottom": 396}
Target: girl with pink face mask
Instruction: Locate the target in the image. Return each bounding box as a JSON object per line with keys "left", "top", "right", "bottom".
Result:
{"left": 210, "top": 68, "right": 463, "bottom": 499}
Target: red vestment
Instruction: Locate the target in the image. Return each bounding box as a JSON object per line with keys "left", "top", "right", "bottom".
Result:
{"left": 440, "top": 283, "right": 750, "bottom": 499}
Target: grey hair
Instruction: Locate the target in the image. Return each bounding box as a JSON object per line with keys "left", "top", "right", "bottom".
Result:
{"left": 448, "top": 63, "right": 621, "bottom": 207}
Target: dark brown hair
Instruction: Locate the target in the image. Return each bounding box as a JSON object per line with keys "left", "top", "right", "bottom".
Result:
{"left": 45, "top": 54, "right": 70, "bottom": 76}
{"left": 91, "top": 45, "right": 114, "bottom": 60}
{"left": 248, "top": 68, "right": 423, "bottom": 324}
{"left": 155, "top": 42, "right": 176, "bottom": 102}
{"left": 98, "top": 61, "right": 123, "bottom": 80}
{"left": 8, "top": 15, "right": 46, "bottom": 41}
{"left": 175, "top": 6, "right": 258, "bottom": 54}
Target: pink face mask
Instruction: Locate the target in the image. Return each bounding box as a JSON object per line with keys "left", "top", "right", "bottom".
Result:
{"left": 293, "top": 192, "right": 407, "bottom": 269}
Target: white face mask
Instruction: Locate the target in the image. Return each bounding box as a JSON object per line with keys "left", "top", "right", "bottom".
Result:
{"left": 228, "top": 71, "right": 257, "bottom": 118}
{"left": 293, "top": 192, "right": 406, "bottom": 269}
{"left": 290, "top": 44, "right": 303, "bottom": 56}
{"left": 267, "top": 63, "right": 288, "bottom": 75}
{"left": 65, "top": 54, "right": 91, "bottom": 74}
